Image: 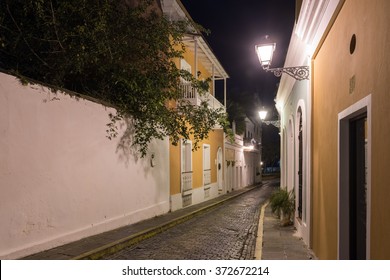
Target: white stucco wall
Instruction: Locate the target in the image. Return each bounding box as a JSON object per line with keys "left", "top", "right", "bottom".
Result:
{"left": 0, "top": 73, "right": 170, "bottom": 259}
{"left": 224, "top": 141, "right": 261, "bottom": 192}
{"left": 170, "top": 182, "right": 219, "bottom": 212}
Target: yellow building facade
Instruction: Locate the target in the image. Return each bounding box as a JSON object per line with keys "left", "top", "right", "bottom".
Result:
{"left": 312, "top": 0, "right": 390, "bottom": 259}
{"left": 163, "top": 0, "right": 229, "bottom": 211}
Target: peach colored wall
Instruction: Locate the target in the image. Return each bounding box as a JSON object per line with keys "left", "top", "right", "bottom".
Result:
{"left": 202, "top": 129, "right": 224, "bottom": 185}
{"left": 312, "top": 0, "right": 390, "bottom": 259}
{"left": 192, "top": 130, "right": 224, "bottom": 189}
{"left": 169, "top": 143, "right": 181, "bottom": 195}
{"left": 170, "top": 43, "right": 222, "bottom": 196}
{"left": 169, "top": 129, "right": 224, "bottom": 195}
{"left": 0, "top": 73, "right": 170, "bottom": 259}
{"left": 181, "top": 48, "right": 213, "bottom": 94}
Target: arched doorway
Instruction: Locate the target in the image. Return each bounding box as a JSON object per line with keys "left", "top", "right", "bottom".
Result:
{"left": 287, "top": 118, "right": 295, "bottom": 191}
{"left": 297, "top": 107, "right": 303, "bottom": 221}
{"left": 295, "top": 102, "right": 310, "bottom": 246}
{"left": 217, "top": 147, "right": 223, "bottom": 191}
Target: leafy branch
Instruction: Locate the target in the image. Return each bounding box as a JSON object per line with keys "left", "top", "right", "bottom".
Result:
{"left": 0, "top": 0, "right": 231, "bottom": 157}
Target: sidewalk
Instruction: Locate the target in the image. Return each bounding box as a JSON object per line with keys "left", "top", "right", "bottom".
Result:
{"left": 258, "top": 203, "right": 316, "bottom": 260}
{"left": 22, "top": 179, "right": 315, "bottom": 260}
{"left": 22, "top": 183, "right": 260, "bottom": 260}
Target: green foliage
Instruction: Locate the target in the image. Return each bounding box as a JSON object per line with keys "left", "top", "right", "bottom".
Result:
{"left": 0, "top": 0, "right": 229, "bottom": 157}
{"left": 269, "top": 188, "right": 295, "bottom": 220}
{"left": 226, "top": 99, "right": 246, "bottom": 135}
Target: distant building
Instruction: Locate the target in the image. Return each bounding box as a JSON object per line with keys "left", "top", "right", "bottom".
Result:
{"left": 225, "top": 117, "right": 262, "bottom": 193}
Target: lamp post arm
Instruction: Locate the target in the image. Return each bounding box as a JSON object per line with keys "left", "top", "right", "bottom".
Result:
{"left": 265, "top": 66, "right": 309, "bottom": 81}
{"left": 262, "top": 120, "right": 280, "bottom": 128}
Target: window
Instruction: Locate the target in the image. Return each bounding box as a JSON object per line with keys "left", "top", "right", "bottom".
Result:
{"left": 180, "top": 59, "right": 191, "bottom": 75}
{"left": 181, "top": 139, "right": 192, "bottom": 173}
{"left": 203, "top": 144, "right": 211, "bottom": 185}
{"left": 181, "top": 139, "right": 193, "bottom": 193}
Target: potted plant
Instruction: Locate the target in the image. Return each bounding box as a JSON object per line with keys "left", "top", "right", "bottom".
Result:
{"left": 269, "top": 188, "right": 295, "bottom": 226}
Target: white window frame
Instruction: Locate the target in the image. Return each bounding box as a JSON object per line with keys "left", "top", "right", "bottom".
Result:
{"left": 181, "top": 139, "right": 192, "bottom": 173}
{"left": 203, "top": 144, "right": 211, "bottom": 186}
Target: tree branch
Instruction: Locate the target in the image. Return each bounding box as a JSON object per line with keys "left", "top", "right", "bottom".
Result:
{"left": 6, "top": 4, "right": 50, "bottom": 67}
{"left": 50, "top": 0, "right": 65, "bottom": 51}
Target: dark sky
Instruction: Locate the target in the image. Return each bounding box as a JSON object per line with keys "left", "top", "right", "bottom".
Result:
{"left": 180, "top": 0, "right": 296, "bottom": 116}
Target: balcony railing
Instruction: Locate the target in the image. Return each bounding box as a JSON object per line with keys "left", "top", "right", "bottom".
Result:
{"left": 180, "top": 82, "right": 197, "bottom": 99}
{"left": 203, "top": 169, "right": 211, "bottom": 186}
{"left": 181, "top": 171, "right": 193, "bottom": 192}
{"left": 180, "top": 83, "right": 224, "bottom": 111}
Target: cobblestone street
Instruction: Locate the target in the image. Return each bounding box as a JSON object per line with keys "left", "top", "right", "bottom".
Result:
{"left": 104, "top": 183, "right": 275, "bottom": 260}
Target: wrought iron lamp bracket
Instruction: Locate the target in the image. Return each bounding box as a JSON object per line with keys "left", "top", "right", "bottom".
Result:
{"left": 262, "top": 120, "right": 280, "bottom": 128}
{"left": 265, "top": 66, "right": 310, "bottom": 81}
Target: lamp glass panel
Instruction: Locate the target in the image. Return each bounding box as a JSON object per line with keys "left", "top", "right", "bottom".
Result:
{"left": 259, "top": 110, "right": 268, "bottom": 120}
{"left": 255, "top": 44, "right": 275, "bottom": 67}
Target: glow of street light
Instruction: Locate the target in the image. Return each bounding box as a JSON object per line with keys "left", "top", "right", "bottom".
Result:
{"left": 255, "top": 43, "right": 276, "bottom": 69}
{"left": 259, "top": 110, "right": 268, "bottom": 121}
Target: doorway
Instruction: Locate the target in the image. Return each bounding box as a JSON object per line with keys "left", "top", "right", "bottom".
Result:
{"left": 217, "top": 147, "right": 223, "bottom": 191}
{"left": 297, "top": 108, "right": 303, "bottom": 220}
{"left": 349, "top": 115, "right": 367, "bottom": 259}
{"left": 338, "top": 96, "right": 371, "bottom": 259}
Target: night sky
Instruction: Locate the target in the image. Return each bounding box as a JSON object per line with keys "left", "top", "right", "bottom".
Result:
{"left": 180, "top": 0, "right": 296, "bottom": 117}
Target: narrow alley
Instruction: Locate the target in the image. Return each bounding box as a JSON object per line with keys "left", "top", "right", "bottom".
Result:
{"left": 103, "top": 182, "right": 276, "bottom": 260}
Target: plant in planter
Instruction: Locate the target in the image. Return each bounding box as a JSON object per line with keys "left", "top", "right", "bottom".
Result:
{"left": 269, "top": 188, "right": 295, "bottom": 226}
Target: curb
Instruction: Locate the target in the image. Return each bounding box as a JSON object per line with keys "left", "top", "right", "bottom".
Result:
{"left": 72, "top": 184, "right": 262, "bottom": 260}
{"left": 254, "top": 201, "right": 269, "bottom": 260}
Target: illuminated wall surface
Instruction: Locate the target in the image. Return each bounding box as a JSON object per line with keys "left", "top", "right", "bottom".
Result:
{"left": 0, "top": 73, "right": 170, "bottom": 259}
{"left": 169, "top": 33, "right": 226, "bottom": 212}
{"left": 312, "top": 0, "right": 390, "bottom": 259}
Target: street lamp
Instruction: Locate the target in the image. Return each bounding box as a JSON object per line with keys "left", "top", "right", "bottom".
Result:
{"left": 258, "top": 108, "right": 280, "bottom": 128}
{"left": 255, "top": 37, "right": 309, "bottom": 81}
{"left": 259, "top": 109, "right": 268, "bottom": 121}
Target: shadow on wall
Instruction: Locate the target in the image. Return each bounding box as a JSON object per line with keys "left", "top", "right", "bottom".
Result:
{"left": 116, "top": 118, "right": 169, "bottom": 207}
{"left": 115, "top": 117, "right": 169, "bottom": 193}
{"left": 115, "top": 118, "right": 141, "bottom": 167}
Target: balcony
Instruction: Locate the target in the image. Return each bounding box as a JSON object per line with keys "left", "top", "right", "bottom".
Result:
{"left": 243, "top": 137, "right": 260, "bottom": 151}
{"left": 181, "top": 171, "right": 193, "bottom": 207}
{"left": 180, "top": 83, "right": 224, "bottom": 111}
{"left": 181, "top": 171, "right": 193, "bottom": 193}
{"left": 243, "top": 137, "right": 255, "bottom": 146}
{"left": 203, "top": 169, "right": 211, "bottom": 186}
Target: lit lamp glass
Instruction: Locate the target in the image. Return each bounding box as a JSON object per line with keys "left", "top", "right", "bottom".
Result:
{"left": 255, "top": 43, "right": 276, "bottom": 69}
{"left": 259, "top": 110, "right": 268, "bottom": 121}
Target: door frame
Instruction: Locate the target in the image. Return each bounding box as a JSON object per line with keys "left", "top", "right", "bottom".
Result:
{"left": 338, "top": 95, "right": 371, "bottom": 259}
{"left": 217, "top": 147, "right": 223, "bottom": 191}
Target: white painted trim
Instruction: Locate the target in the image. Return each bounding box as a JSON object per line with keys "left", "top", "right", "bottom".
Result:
{"left": 161, "top": 0, "right": 229, "bottom": 79}
{"left": 306, "top": 58, "right": 313, "bottom": 248}
{"left": 338, "top": 95, "right": 372, "bottom": 260}
{"left": 287, "top": 116, "right": 295, "bottom": 191}
{"left": 295, "top": 100, "right": 306, "bottom": 223}
{"left": 217, "top": 146, "right": 223, "bottom": 190}
{"left": 180, "top": 58, "right": 191, "bottom": 73}
{"left": 180, "top": 139, "right": 193, "bottom": 174}
{"left": 170, "top": 183, "right": 219, "bottom": 212}
{"left": 295, "top": 100, "right": 310, "bottom": 245}
{"left": 203, "top": 144, "right": 211, "bottom": 187}
{"left": 281, "top": 127, "right": 287, "bottom": 188}
{"left": 276, "top": 0, "right": 342, "bottom": 110}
